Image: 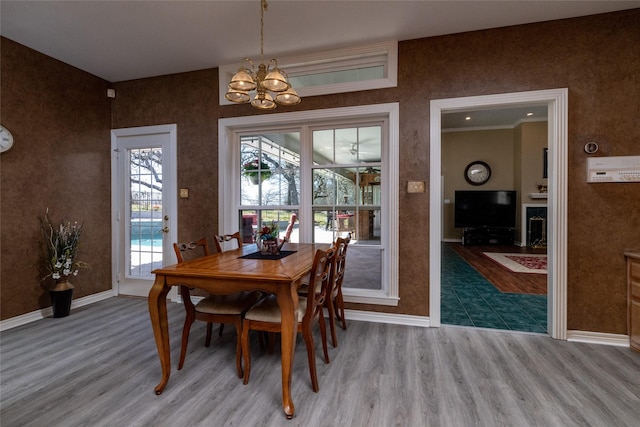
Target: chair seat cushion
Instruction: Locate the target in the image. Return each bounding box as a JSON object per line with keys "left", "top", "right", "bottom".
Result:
{"left": 196, "top": 291, "right": 262, "bottom": 315}
{"left": 298, "top": 279, "right": 322, "bottom": 297}
{"left": 244, "top": 295, "right": 306, "bottom": 323}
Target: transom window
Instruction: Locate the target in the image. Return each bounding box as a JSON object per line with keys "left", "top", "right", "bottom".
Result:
{"left": 219, "top": 41, "right": 397, "bottom": 105}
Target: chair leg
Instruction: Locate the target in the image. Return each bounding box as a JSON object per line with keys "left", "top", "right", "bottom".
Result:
{"left": 204, "top": 322, "right": 213, "bottom": 347}
{"left": 218, "top": 323, "right": 225, "bottom": 336}
{"left": 325, "top": 299, "right": 338, "bottom": 348}
{"left": 233, "top": 318, "right": 243, "bottom": 378}
{"left": 178, "top": 303, "right": 195, "bottom": 371}
{"left": 318, "top": 309, "right": 330, "bottom": 364}
{"left": 336, "top": 291, "right": 347, "bottom": 330}
{"left": 267, "top": 332, "right": 276, "bottom": 354}
{"left": 302, "top": 321, "right": 319, "bottom": 392}
{"left": 241, "top": 319, "right": 251, "bottom": 385}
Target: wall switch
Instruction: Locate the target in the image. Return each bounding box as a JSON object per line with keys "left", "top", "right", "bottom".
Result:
{"left": 179, "top": 188, "right": 189, "bottom": 198}
{"left": 107, "top": 88, "right": 116, "bottom": 98}
{"left": 407, "top": 181, "right": 425, "bottom": 193}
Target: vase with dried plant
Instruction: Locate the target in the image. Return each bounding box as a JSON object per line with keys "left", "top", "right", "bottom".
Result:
{"left": 40, "top": 209, "right": 89, "bottom": 317}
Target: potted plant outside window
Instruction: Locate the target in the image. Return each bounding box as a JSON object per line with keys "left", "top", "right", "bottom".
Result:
{"left": 242, "top": 159, "right": 271, "bottom": 184}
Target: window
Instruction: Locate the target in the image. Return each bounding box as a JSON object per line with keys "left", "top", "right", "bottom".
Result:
{"left": 311, "top": 125, "right": 382, "bottom": 245}
{"left": 219, "top": 104, "right": 399, "bottom": 306}
{"left": 219, "top": 41, "right": 397, "bottom": 105}
{"left": 238, "top": 132, "right": 301, "bottom": 244}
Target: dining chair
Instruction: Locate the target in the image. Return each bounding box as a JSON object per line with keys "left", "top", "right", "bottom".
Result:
{"left": 174, "top": 237, "right": 262, "bottom": 378}
{"left": 331, "top": 234, "right": 351, "bottom": 332}
{"left": 240, "top": 247, "right": 335, "bottom": 392}
{"left": 212, "top": 231, "right": 246, "bottom": 337}
{"left": 298, "top": 234, "right": 350, "bottom": 348}
{"left": 323, "top": 236, "right": 348, "bottom": 347}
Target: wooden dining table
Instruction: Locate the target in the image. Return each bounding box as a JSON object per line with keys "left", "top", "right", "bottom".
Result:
{"left": 148, "top": 242, "right": 329, "bottom": 419}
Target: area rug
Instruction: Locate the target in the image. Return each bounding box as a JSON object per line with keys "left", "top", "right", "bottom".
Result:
{"left": 482, "top": 252, "right": 547, "bottom": 274}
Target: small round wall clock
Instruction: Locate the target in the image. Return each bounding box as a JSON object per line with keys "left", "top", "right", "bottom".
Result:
{"left": 464, "top": 161, "right": 491, "bottom": 185}
{"left": 0, "top": 125, "right": 14, "bottom": 153}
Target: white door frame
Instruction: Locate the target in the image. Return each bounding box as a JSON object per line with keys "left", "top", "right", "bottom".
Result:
{"left": 110, "top": 124, "right": 178, "bottom": 300}
{"left": 429, "top": 88, "right": 568, "bottom": 340}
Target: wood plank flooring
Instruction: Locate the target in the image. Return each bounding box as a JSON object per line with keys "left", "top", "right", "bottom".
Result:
{"left": 447, "top": 242, "right": 547, "bottom": 294}
{"left": 2, "top": 297, "right": 639, "bottom": 426}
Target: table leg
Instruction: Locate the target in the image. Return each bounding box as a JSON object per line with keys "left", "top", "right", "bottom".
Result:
{"left": 276, "top": 284, "right": 299, "bottom": 419}
{"left": 148, "top": 275, "right": 172, "bottom": 395}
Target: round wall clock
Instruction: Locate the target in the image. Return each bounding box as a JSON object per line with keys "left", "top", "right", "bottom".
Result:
{"left": 1, "top": 125, "right": 14, "bottom": 153}
{"left": 464, "top": 161, "right": 491, "bottom": 185}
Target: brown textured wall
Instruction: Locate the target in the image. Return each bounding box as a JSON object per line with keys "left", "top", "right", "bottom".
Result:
{"left": 112, "top": 10, "right": 640, "bottom": 332}
{"left": 0, "top": 38, "right": 112, "bottom": 319}
{"left": 2, "top": 9, "right": 639, "bottom": 334}
{"left": 111, "top": 70, "right": 220, "bottom": 246}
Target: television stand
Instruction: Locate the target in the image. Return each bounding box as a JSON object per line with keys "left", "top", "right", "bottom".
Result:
{"left": 462, "top": 227, "right": 514, "bottom": 246}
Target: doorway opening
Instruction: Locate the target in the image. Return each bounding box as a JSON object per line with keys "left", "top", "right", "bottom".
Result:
{"left": 429, "top": 89, "right": 568, "bottom": 340}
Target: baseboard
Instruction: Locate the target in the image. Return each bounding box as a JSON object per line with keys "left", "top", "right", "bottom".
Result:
{"left": 0, "top": 290, "right": 114, "bottom": 332}
{"left": 3, "top": 295, "right": 630, "bottom": 350}
{"left": 442, "top": 238, "right": 461, "bottom": 243}
{"left": 343, "top": 309, "right": 431, "bottom": 327}
{"left": 567, "top": 330, "right": 630, "bottom": 348}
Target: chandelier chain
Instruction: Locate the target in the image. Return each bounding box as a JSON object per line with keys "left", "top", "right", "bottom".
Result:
{"left": 224, "top": 0, "right": 300, "bottom": 109}
{"left": 260, "top": 0, "right": 267, "bottom": 63}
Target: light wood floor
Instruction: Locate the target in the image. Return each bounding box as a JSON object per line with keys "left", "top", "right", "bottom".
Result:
{"left": 2, "top": 297, "right": 639, "bottom": 426}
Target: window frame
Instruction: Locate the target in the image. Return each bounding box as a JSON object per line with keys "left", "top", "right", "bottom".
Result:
{"left": 218, "top": 104, "right": 399, "bottom": 306}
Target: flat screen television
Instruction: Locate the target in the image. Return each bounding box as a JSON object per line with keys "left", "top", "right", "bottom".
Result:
{"left": 454, "top": 190, "right": 517, "bottom": 228}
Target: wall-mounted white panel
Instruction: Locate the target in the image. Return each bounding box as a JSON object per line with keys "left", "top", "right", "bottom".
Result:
{"left": 587, "top": 155, "right": 640, "bottom": 183}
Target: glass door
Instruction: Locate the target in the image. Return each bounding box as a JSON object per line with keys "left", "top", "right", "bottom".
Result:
{"left": 111, "top": 125, "right": 177, "bottom": 298}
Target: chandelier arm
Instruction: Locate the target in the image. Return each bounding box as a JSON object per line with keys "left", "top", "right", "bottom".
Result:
{"left": 244, "top": 58, "right": 256, "bottom": 74}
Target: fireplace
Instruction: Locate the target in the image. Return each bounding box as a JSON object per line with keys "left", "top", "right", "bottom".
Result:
{"left": 522, "top": 204, "right": 547, "bottom": 248}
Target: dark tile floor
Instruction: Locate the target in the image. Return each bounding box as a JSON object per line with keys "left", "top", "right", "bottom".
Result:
{"left": 441, "top": 243, "right": 547, "bottom": 333}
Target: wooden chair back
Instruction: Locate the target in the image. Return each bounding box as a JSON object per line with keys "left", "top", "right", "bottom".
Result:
{"left": 331, "top": 236, "right": 349, "bottom": 301}
{"left": 173, "top": 237, "right": 209, "bottom": 263}
{"left": 324, "top": 233, "right": 351, "bottom": 347}
{"left": 214, "top": 231, "right": 243, "bottom": 253}
{"left": 305, "top": 247, "right": 336, "bottom": 322}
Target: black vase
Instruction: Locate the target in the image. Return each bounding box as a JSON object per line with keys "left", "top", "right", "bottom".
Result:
{"left": 50, "top": 289, "right": 73, "bottom": 318}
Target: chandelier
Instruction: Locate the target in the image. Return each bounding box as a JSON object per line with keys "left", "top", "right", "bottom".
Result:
{"left": 225, "top": 0, "right": 301, "bottom": 110}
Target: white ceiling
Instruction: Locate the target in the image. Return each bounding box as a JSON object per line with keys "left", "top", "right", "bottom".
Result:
{"left": 1, "top": 1, "right": 638, "bottom": 83}
{"left": 442, "top": 105, "right": 548, "bottom": 130}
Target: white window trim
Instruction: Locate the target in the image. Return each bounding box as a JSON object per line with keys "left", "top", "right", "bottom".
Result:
{"left": 219, "top": 41, "right": 398, "bottom": 105}
{"left": 219, "top": 103, "right": 399, "bottom": 306}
